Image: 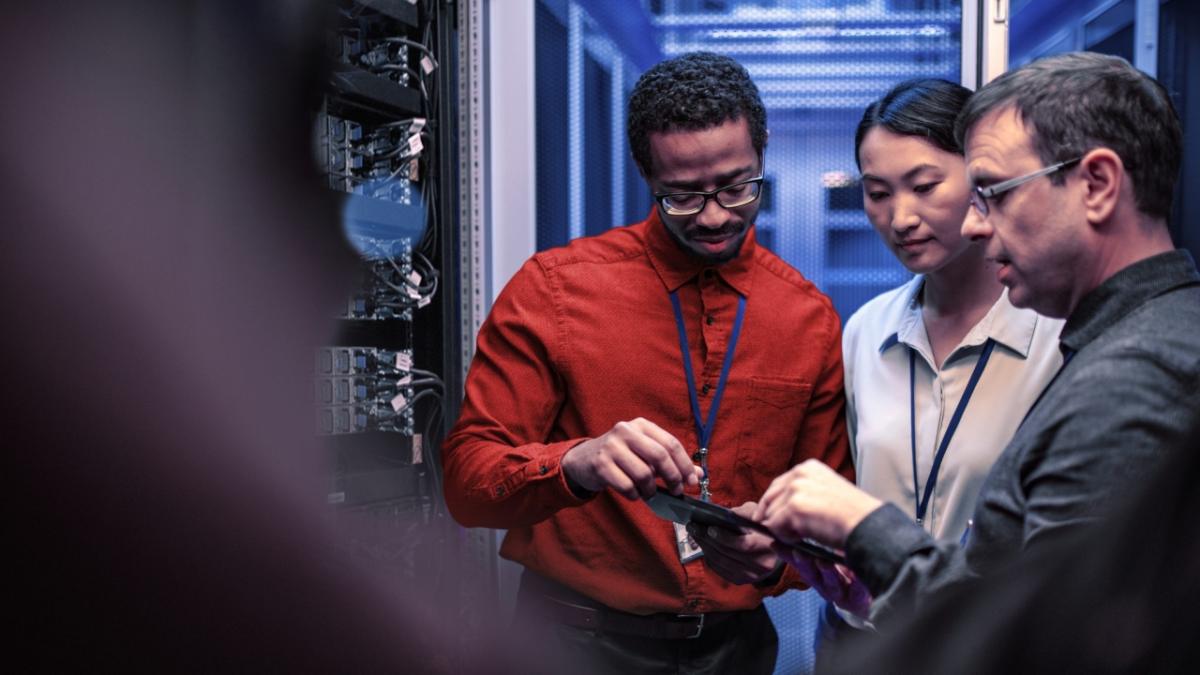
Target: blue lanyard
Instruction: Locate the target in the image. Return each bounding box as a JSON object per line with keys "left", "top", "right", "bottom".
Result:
{"left": 909, "top": 339, "right": 995, "bottom": 524}
{"left": 669, "top": 290, "right": 746, "bottom": 502}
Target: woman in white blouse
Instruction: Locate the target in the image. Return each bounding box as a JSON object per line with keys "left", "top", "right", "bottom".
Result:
{"left": 812, "top": 79, "right": 1065, "bottom": 642}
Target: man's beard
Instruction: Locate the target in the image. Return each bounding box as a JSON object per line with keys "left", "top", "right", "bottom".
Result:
{"left": 667, "top": 222, "right": 749, "bottom": 264}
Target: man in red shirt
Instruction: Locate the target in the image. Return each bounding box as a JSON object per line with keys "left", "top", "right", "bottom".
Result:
{"left": 442, "top": 52, "right": 851, "bottom": 673}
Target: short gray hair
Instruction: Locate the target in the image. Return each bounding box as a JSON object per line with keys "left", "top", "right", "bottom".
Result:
{"left": 956, "top": 51, "right": 1182, "bottom": 221}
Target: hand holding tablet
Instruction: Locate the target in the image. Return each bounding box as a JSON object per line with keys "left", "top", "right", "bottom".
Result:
{"left": 645, "top": 488, "right": 846, "bottom": 565}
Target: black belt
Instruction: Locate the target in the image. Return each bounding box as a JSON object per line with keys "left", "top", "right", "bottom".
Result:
{"left": 519, "top": 571, "right": 738, "bottom": 640}
{"left": 543, "top": 597, "right": 717, "bottom": 639}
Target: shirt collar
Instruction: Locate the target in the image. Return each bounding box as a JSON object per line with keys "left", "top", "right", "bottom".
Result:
{"left": 972, "top": 287, "right": 1042, "bottom": 357}
{"left": 879, "top": 275, "right": 1042, "bottom": 360}
{"left": 1061, "top": 249, "right": 1200, "bottom": 353}
{"left": 642, "top": 208, "right": 757, "bottom": 297}
{"left": 878, "top": 276, "right": 925, "bottom": 354}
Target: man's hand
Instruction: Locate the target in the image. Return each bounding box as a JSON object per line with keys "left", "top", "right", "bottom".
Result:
{"left": 753, "top": 459, "right": 883, "bottom": 549}
{"left": 688, "top": 502, "right": 780, "bottom": 585}
{"left": 775, "top": 546, "right": 872, "bottom": 619}
{"left": 561, "top": 417, "right": 699, "bottom": 500}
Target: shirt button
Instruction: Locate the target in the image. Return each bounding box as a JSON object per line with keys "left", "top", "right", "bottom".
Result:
{"left": 701, "top": 383, "right": 711, "bottom": 395}
{"left": 496, "top": 486, "right": 506, "bottom": 497}
{"left": 706, "top": 314, "right": 715, "bottom": 325}
{"left": 539, "top": 465, "right": 548, "bottom": 475}
{"left": 692, "top": 452, "right": 703, "bottom": 462}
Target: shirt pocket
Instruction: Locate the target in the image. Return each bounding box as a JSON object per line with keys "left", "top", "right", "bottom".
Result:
{"left": 734, "top": 376, "right": 813, "bottom": 497}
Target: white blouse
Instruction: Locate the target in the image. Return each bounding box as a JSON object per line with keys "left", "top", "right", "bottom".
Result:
{"left": 843, "top": 276, "right": 1066, "bottom": 543}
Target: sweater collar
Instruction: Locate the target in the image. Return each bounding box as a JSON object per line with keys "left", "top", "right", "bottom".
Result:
{"left": 1061, "top": 249, "right": 1200, "bottom": 353}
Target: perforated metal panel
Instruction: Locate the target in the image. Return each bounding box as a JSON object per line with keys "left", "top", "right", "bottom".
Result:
{"left": 536, "top": 2, "right": 572, "bottom": 250}
{"left": 538, "top": 0, "right": 961, "bottom": 322}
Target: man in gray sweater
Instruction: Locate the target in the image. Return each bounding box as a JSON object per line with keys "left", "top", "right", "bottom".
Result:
{"left": 753, "top": 51, "right": 1200, "bottom": 624}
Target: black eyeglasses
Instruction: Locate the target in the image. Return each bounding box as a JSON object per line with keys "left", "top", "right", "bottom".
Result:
{"left": 654, "top": 173, "right": 765, "bottom": 217}
{"left": 969, "top": 157, "right": 1082, "bottom": 217}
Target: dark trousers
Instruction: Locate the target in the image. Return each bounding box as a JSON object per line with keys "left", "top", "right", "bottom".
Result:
{"left": 515, "top": 570, "right": 778, "bottom": 675}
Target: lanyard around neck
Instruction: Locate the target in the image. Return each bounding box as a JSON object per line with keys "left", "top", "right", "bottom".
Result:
{"left": 669, "top": 289, "right": 746, "bottom": 501}
{"left": 908, "top": 339, "right": 996, "bottom": 524}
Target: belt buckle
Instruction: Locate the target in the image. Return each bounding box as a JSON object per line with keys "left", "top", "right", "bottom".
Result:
{"left": 678, "top": 613, "right": 705, "bottom": 639}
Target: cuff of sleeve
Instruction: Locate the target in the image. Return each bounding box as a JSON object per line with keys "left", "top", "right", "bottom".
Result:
{"left": 758, "top": 558, "right": 806, "bottom": 597}
{"left": 535, "top": 438, "right": 595, "bottom": 508}
{"left": 752, "top": 560, "right": 786, "bottom": 590}
{"left": 837, "top": 605, "right": 874, "bottom": 631}
{"left": 845, "top": 503, "right": 934, "bottom": 597}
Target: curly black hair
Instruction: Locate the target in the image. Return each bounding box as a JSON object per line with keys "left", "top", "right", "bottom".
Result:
{"left": 627, "top": 52, "right": 767, "bottom": 175}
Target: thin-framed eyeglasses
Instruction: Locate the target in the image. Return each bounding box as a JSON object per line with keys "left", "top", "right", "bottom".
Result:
{"left": 969, "top": 157, "right": 1082, "bottom": 217}
{"left": 654, "top": 167, "right": 766, "bottom": 217}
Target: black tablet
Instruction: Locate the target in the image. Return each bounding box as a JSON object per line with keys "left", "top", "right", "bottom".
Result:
{"left": 645, "top": 488, "right": 846, "bottom": 565}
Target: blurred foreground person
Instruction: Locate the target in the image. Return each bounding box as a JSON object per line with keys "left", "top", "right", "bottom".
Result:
{"left": 755, "top": 51, "right": 1200, "bottom": 627}
{"left": 5, "top": 2, "right": 541, "bottom": 672}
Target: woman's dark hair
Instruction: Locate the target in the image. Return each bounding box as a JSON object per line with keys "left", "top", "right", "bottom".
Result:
{"left": 854, "top": 78, "right": 972, "bottom": 170}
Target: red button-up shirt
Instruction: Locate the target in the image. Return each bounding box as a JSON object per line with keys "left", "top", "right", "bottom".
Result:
{"left": 443, "top": 211, "right": 852, "bottom": 614}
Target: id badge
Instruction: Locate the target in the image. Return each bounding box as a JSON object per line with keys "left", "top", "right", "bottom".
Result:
{"left": 673, "top": 522, "right": 704, "bottom": 563}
